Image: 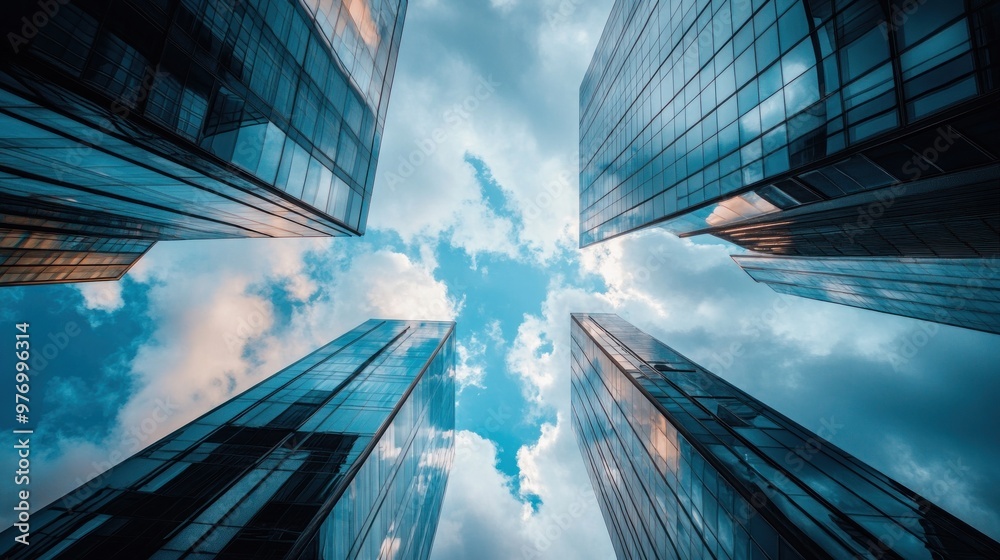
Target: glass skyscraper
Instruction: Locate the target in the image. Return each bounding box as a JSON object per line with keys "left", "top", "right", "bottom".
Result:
{"left": 0, "top": 319, "right": 455, "bottom": 559}
{"left": 579, "top": 0, "right": 999, "bottom": 332}
{"left": 733, "top": 254, "right": 1000, "bottom": 334}
{"left": 571, "top": 313, "right": 1000, "bottom": 559}
{"left": 579, "top": 0, "right": 998, "bottom": 251}
{"left": 0, "top": 0, "right": 407, "bottom": 285}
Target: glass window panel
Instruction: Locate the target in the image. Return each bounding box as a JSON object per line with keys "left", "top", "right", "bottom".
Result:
{"left": 781, "top": 39, "right": 815, "bottom": 83}
{"left": 760, "top": 91, "right": 785, "bottom": 132}
{"left": 736, "top": 47, "right": 757, "bottom": 87}
{"left": 907, "top": 76, "right": 977, "bottom": 120}
{"left": 738, "top": 82, "right": 760, "bottom": 116}
{"left": 892, "top": 0, "right": 964, "bottom": 48}
{"left": 785, "top": 67, "right": 821, "bottom": 116}
{"left": 899, "top": 20, "right": 971, "bottom": 80}
{"left": 231, "top": 123, "right": 267, "bottom": 173}
{"left": 720, "top": 122, "right": 740, "bottom": 157}
{"left": 762, "top": 124, "right": 787, "bottom": 154}
{"left": 759, "top": 63, "right": 783, "bottom": 101}
{"left": 841, "top": 28, "right": 890, "bottom": 83}
{"left": 256, "top": 122, "right": 285, "bottom": 183}
{"left": 753, "top": 1, "right": 777, "bottom": 35}
{"left": 756, "top": 25, "right": 780, "bottom": 68}
{"left": 778, "top": 1, "right": 808, "bottom": 50}
{"left": 717, "top": 63, "right": 738, "bottom": 103}
{"left": 718, "top": 96, "right": 738, "bottom": 130}
{"left": 732, "top": 0, "right": 754, "bottom": 33}
{"left": 849, "top": 107, "right": 897, "bottom": 143}
{"left": 764, "top": 147, "right": 790, "bottom": 176}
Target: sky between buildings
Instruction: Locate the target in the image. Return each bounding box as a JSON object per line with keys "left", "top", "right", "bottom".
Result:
{"left": 1, "top": 1, "right": 998, "bottom": 558}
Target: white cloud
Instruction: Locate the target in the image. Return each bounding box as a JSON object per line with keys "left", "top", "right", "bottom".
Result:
{"left": 573, "top": 230, "right": 910, "bottom": 367}
{"left": 30, "top": 238, "right": 460, "bottom": 515}
{"left": 448, "top": 197, "right": 522, "bottom": 262}
{"left": 431, "top": 432, "right": 526, "bottom": 559}
{"left": 489, "top": 0, "right": 518, "bottom": 12}
{"left": 454, "top": 336, "right": 487, "bottom": 389}
{"left": 369, "top": 57, "right": 521, "bottom": 261}
{"left": 19, "top": 0, "right": 1000, "bottom": 552}
{"left": 263, "top": 247, "right": 460, "bottom": 373}
{"left": 882, "top": 437, "right": 988, "bottom": 525}
{"left": 485, "top": 319, "right": 505, "bottom": 346}
{"left": 505, "top": 281, "right": 611, "bottom": 415}
{"left": 369, "top": 0, "right": 615, "bottom": 264}
{"left": 431, "top": 429, "right": 613, "bottom": 560}
{"left": 380, "top": 536, "right": 402, "bottom": 559}
{"left": 494, "top": 226, "right": 1000, "bottom": 548}
{"left": 75, "top": 281, "right": 124, "bottom": 313}
{"left": 499, "top": 229, "right": 918, "bottom": 435}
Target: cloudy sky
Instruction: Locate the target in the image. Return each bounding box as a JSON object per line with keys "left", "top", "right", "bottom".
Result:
{"left": 2, "top": 0, "right": 999, "bottom": 557}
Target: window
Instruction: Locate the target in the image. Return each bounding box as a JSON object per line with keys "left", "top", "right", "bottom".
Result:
{"left": 899, "top": 20, "right": 976, "bottom": 120}
{"left": 840, "top": 28, "right": 889, "bottom": 83}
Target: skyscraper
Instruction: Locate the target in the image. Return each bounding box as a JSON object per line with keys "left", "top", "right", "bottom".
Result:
{"left": 0, "top": 319, "right": 455, "bottom": 559}
{"left": 579, "top": 0, "right": 999, "bottom": 331}
{"left": 0, "top": 0, "right": 408, "bottom": 285}
{"left": 733, "top": 254, "right": 1000, "bottom": 334}
{"left": 571, "top": 313, "right": 1000, "bottom": 559}
{"left": 579, "top": 0, "right": 998, "bottom": 250}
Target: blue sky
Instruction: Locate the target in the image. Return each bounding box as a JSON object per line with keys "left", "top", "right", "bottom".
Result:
{"left": 3, "top": 1, "right": 1000, "bottom": 558}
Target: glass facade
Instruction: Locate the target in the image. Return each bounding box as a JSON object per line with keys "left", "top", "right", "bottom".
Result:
{"left": 571, "top": 313, "right": 1000, "bottom": 559}
{"left": 0, "top": 0, "right": 407, "bottom": 285}
{"left": 0, "top": 229, "right": 153, "bottom": 285}
{"left": 706, "top": 174, "right": 999, "bottom": 258}
{"left": 733, "top": 254, "right": 1000, "bottom": 334}
{"left": 0, "top": 319, "right": 455, "bottom": 559}
{"left": 579, "top": 0, "right": 999, "bottom": 249}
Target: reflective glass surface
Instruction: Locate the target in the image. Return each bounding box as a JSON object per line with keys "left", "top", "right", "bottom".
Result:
{"left": 0, "top": 0, "right": 407, "bottom": 284}
{"left": 708, "top": 171, "right": 1000, "bottom": 258}
{"left": 0, "top": 319, "right": 455, "bottom": 560}
{"left": 571, "top": 313, "right": 1000, "bottom": 559}
{"left": 579, "top": 0, "right": 999, "bottom": 247}
{"left": 734, "top": 255, "right": 1000, "bottom": 335}
{"left": 0, "top": 229, "right": 152, "bottom": 285}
